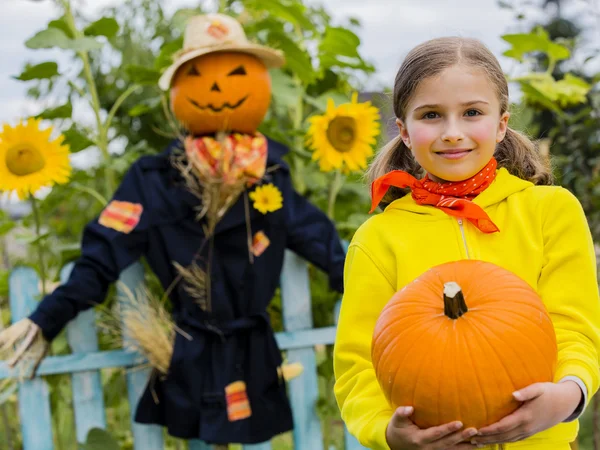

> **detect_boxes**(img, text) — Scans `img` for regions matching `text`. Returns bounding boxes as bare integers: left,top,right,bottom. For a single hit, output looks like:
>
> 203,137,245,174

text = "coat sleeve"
538,187,600,408
333,240,396,450
283,179,345,293
28,163,150,341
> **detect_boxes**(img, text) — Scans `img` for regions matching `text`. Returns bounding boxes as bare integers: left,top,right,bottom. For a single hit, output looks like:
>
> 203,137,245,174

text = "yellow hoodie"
334,168,600,450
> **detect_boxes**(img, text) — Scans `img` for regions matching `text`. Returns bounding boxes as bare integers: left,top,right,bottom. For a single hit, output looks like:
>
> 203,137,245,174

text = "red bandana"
370,158,500,233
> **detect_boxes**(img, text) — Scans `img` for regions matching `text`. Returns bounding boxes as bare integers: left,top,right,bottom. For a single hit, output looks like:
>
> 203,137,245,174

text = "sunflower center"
5,144,46,176
326,116,356,153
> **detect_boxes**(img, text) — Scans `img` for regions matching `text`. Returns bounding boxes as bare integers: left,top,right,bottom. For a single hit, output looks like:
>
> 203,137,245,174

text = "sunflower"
306,93,380,173
0,118,71,199
249,184,283,214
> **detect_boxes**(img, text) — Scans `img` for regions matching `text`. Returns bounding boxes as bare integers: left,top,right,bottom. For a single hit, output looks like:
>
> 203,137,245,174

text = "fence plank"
9,267,54,450
0,325,336,379
188,440,211,450
118,262,165,450
280,250,324,450
62,263,107,441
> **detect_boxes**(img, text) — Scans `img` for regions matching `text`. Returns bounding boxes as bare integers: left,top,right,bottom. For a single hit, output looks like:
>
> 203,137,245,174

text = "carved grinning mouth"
187,95,249,113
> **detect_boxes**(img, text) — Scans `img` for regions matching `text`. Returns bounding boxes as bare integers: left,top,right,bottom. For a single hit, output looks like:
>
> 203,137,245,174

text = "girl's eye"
465,109,481,117
422,112,439,119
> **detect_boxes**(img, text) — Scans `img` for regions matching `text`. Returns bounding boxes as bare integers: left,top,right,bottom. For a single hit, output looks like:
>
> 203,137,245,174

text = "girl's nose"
441,121,465,143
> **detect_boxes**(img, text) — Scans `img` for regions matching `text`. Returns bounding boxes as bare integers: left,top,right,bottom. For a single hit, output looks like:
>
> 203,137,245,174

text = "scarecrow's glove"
0,318,48,379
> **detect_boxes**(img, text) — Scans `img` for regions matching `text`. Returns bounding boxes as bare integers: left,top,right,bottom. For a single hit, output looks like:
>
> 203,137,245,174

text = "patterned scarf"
184,132,268,186
370,158,500,233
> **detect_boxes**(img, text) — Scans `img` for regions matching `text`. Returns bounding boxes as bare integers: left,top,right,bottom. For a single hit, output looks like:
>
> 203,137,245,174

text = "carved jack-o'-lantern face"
170,51,272,135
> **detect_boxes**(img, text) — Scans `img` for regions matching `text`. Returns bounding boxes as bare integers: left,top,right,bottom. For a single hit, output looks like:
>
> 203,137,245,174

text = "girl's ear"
396,118,411,149
496,111,510,143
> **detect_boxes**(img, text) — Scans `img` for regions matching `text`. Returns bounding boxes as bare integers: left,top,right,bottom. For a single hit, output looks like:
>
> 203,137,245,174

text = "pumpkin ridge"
374,308,434,355
468,318,535,395
460,321,489,424
403,318,449,418
470,309,556,377
434,319,454,425
376,319,434,390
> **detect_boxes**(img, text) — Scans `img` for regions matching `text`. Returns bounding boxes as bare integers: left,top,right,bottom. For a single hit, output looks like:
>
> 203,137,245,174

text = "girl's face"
397,65,510,183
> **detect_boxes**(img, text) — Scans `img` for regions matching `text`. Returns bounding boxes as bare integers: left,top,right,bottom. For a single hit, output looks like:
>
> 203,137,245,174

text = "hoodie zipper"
457,219,471,259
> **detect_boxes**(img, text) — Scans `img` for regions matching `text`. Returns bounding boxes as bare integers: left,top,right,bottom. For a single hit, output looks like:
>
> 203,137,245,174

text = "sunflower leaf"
63,126,95,153
154,38,183,71
26,28,103,52
26,28,72,50
36,102,73,120
48,17,75,39
125,65,161,85
14,62,60,81
128,97,162,117
84,17,119,38
268,32,316,85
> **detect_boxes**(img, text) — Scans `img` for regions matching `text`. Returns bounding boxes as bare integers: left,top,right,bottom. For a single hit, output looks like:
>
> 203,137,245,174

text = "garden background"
0,0,599,448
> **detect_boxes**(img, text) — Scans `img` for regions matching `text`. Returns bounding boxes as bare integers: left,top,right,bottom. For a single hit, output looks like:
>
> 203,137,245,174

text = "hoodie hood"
383,167,534,216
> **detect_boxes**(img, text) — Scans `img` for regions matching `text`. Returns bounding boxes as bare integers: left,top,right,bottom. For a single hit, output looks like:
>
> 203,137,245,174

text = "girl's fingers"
434,427,478,449
418,420,465,443
390,406,414,428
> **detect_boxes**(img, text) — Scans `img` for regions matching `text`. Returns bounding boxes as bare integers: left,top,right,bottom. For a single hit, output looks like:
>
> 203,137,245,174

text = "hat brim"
158,44,286,91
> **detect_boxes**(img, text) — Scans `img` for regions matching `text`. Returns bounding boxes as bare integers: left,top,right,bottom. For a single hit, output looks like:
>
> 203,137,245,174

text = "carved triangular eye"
187,65,200,76
227,65,246,76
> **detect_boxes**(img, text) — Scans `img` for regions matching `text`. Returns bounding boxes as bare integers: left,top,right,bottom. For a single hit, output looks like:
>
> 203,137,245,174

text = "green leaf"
36,102,73,120
48,17,74,39
501,29,569,63
0,270,9,297
154,38,183,71
0,221,15,237
26,28,72,50
320,27,361,59
128,96,162,116
245,0,315,31
125,65,161,85
270,69,303,113
26,28,103,52
546,42,570,62
14,62,59,81
319,27,372,72
268,32,315,85
63,126,95,153
84,17,119,38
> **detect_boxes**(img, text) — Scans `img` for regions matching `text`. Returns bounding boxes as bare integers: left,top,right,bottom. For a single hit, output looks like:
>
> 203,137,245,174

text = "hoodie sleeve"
28,162,150,341
334,241,396,450
538,187,600,409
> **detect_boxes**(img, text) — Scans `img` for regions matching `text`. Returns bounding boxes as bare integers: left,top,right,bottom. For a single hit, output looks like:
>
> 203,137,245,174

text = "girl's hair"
367,37,553,205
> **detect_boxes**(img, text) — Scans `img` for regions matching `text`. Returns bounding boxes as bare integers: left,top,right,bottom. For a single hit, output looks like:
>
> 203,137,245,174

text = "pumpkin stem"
443,282,468,319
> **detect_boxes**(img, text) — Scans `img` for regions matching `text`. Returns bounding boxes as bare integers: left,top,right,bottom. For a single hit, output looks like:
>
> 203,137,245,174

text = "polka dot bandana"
370,158,499,233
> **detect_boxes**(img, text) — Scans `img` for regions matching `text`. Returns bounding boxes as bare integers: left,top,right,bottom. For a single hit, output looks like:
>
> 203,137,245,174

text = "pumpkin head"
170,51,272,135
371,260,557,430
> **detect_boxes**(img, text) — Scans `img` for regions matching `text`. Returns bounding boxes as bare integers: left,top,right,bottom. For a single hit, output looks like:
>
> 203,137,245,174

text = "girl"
333,37,600,450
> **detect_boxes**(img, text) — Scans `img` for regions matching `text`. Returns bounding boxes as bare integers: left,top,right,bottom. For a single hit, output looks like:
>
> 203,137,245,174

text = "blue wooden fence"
0,250,365,450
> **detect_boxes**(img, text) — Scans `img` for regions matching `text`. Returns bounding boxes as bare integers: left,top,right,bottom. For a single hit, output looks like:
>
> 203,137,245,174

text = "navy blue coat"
29,137,346,444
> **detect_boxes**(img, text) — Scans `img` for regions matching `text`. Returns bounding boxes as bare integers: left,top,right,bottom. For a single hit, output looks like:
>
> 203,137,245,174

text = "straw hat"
158,14,285,91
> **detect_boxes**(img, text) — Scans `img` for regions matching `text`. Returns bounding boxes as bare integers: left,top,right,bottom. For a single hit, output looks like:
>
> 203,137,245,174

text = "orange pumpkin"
170,51,272,135
371,260,557,429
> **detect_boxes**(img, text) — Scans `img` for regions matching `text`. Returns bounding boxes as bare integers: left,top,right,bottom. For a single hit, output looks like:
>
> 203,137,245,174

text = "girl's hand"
470,381,582,447
386,406,478,450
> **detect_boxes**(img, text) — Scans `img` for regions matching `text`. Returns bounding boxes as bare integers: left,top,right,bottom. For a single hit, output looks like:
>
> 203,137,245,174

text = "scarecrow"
0,13,346,446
